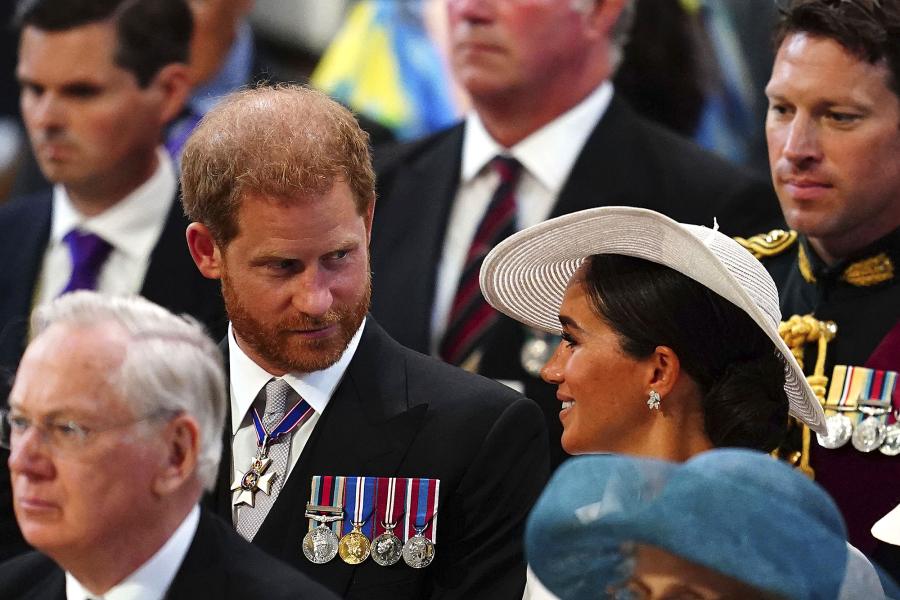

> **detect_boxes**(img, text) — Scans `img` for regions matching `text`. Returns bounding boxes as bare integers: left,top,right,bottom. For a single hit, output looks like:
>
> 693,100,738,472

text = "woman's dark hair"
581,254,788,451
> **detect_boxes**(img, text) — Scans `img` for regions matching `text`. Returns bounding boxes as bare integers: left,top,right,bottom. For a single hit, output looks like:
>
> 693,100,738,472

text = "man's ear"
647,345,681,399
583,0,628,41
152,413,200,497
186,222,223,279
150,62,192,127
364,193,376,246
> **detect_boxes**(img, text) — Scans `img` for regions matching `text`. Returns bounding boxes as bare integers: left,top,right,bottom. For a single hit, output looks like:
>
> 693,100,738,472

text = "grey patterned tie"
236,378,295,541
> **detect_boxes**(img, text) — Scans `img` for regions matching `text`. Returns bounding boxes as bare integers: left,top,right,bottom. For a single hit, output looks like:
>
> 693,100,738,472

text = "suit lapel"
252,319,427,594
370,126,464,352
551,95,648,218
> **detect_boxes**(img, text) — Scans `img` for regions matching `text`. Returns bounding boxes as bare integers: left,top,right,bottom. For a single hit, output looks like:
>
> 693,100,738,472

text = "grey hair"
30,291,225,492
571,0,636,72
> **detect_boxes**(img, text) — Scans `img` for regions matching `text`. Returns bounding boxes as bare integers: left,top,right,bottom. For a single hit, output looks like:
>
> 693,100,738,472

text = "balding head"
180,84,375,245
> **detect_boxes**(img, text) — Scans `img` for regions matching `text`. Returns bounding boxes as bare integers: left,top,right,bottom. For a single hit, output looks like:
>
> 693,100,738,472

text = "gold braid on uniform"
798,242,894,286
734,229,797,260
776,314,837,478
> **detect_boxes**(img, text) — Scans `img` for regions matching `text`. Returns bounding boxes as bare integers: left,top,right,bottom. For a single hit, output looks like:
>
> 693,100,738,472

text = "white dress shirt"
36,147,176,305
430,82,614,353
227,319,366,523
65,505,200,600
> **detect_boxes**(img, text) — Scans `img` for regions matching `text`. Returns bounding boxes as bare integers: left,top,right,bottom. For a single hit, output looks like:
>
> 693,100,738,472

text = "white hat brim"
480,206,826,434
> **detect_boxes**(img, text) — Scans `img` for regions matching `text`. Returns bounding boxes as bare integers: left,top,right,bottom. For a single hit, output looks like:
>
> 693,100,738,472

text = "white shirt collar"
227,317,366,434
65,504,200,600
461,81,613,193
50,147,176,261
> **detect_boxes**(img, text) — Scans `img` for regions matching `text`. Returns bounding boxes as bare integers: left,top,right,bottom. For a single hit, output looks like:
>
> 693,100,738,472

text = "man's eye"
827,111,860,124
51,421,84,438
9,415,30,431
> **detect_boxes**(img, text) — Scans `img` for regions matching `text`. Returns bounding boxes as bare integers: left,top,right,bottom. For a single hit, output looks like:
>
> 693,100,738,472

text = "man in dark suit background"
0,0,227,561
0,291,333,599
181,84,548,599
371,0,784,470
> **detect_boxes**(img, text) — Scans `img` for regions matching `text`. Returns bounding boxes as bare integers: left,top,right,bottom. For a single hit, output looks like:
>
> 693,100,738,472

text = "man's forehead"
18,21,124,79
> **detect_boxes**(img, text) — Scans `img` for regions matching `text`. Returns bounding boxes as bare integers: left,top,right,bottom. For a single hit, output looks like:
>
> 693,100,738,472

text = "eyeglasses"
0,407,177,454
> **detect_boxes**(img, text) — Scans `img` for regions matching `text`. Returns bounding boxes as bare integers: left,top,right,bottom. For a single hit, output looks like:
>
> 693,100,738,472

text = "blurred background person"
0,0,227,562
0,292,334,599
526,449,894,599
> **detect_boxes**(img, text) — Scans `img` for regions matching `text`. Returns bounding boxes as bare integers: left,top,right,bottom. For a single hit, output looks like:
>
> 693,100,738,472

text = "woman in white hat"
480,206,827,460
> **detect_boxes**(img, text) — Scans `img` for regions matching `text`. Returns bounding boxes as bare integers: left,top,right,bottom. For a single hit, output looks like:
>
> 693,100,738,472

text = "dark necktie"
440,156,522,366
60,229,113,294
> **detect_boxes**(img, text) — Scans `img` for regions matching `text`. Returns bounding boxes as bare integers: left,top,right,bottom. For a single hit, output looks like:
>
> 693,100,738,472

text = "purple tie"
60,230,113,294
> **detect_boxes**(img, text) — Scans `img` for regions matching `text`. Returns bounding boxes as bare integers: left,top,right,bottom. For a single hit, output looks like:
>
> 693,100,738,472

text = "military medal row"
816,365,900,455
302,475,440,569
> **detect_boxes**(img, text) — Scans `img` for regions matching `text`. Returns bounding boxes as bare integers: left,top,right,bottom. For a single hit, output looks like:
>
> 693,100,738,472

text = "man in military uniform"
739,0,900,576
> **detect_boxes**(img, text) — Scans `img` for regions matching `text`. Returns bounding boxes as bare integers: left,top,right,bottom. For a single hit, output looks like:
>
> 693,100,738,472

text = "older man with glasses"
0,292,333,600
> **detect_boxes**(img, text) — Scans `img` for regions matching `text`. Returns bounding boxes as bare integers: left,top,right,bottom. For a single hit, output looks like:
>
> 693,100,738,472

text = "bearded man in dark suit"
181,84,548,599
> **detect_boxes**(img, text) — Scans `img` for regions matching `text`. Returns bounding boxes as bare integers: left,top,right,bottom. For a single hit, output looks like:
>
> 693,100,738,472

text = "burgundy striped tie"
440,156,522,366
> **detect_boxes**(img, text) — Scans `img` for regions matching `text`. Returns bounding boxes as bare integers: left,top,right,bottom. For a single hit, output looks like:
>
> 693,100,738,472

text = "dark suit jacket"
0,188,227,562
370,94,785,468
207,318,549,599
0,508,337,600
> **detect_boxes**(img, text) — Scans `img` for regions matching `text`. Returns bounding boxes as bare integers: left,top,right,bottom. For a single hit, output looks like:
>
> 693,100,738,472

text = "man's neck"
53,501,192,595
807,220,899,266
65,153,159,217
473,73,608,148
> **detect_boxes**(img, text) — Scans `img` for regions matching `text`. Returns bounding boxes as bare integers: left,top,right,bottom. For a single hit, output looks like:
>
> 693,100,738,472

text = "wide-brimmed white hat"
479,206,826,433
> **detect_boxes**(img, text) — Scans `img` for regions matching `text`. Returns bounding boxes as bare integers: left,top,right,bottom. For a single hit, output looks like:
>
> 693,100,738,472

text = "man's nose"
291,268,334,319
782,114,823,166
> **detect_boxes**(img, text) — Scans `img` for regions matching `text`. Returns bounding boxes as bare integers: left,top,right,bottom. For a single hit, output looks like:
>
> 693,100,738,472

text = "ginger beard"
221,266,371,374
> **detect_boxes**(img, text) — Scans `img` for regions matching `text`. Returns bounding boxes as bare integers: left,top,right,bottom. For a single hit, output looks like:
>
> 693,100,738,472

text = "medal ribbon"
373,477,408,537
251,394,314,449
308,475,346,535
342,476,376,538
404,478,440,543
830,366,897,425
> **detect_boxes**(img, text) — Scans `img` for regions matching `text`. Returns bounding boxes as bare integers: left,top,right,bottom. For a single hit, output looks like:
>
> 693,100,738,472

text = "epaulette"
733,229,798,260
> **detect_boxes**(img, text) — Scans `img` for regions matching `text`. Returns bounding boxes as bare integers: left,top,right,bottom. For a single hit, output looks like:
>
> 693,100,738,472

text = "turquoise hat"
526,449,886,599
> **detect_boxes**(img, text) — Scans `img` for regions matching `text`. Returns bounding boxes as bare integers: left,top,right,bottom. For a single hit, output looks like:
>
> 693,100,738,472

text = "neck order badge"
231,388,314,507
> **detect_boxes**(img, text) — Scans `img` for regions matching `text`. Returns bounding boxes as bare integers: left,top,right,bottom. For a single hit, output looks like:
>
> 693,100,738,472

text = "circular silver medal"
520,335,553,378
402,533,435,568
817,413,853,449
371,531,404,566
879,424,900,456
851,416,886,453
302,524,340,564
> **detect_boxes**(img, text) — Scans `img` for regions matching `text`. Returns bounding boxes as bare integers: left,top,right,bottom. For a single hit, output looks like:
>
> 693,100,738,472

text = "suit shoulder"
734,229,798,260
0,190,51,227
195,512,338,599
373,124,461,176
0,551,61,599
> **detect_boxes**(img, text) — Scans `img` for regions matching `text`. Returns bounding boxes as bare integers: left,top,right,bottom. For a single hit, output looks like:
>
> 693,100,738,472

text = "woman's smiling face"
540,268,656,455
